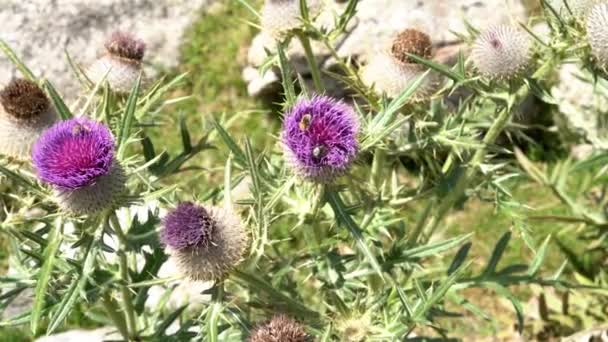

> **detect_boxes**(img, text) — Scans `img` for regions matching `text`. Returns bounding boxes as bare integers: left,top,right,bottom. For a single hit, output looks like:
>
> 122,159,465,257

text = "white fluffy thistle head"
361,28,441,101
586,2,608,68
471,25,532,80
361,54,441,101
0,79,57,161
86,31,145,93
261,0,324,39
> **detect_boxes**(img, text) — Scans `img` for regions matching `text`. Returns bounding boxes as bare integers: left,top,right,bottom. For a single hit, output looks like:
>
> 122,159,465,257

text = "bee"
312,145,327,159
299,114,312,131
71,124,90,136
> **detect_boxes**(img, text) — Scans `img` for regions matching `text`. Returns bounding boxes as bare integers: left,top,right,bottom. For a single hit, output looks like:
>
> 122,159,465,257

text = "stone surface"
552,63,608,149
0,0,211,100
35,328,121,342
244,0,528,96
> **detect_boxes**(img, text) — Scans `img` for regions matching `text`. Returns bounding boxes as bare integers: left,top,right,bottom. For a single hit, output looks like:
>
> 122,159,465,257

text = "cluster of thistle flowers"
0,30,310,339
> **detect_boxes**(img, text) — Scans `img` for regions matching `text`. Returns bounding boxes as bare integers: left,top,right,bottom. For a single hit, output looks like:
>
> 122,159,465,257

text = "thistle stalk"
297,32,324,93
109,214,138,340
101,292,130,340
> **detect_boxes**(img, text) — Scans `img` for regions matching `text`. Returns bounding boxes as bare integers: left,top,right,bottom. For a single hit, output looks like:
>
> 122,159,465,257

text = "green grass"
149,0,280,192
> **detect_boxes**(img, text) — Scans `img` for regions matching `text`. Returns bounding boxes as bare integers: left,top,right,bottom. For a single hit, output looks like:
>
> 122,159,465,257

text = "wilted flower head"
104,31,146,61
86,31,145,93
471,25,532,80
248,315,309,342
0,79,57,160
587,3,608,68
390,28,433,64
161,202,249,281
362,28,441,100
261,0,323,39
32,118,125,214
282,96,359,183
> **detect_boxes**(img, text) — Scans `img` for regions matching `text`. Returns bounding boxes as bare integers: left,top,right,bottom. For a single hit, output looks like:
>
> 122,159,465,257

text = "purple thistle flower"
32,118,115,190
161,202,214,250
161,203,249,281
282,96,359,183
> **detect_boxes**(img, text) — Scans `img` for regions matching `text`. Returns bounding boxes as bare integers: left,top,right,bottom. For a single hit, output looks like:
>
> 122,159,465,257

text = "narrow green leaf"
277,42,296,106
46,242,97,334
43,80,72,120
154,305,188,338
485,283,524,333
483,232,511,276
179,115,193,153
211,119,247,167
406,53,464,82
326,190,385,281
0,40,36,81
398,233,473,262
527,235,551,276
0,164,47,198
448,242,472,275
413,261,471,320
31,221,63,334
117,74,142,157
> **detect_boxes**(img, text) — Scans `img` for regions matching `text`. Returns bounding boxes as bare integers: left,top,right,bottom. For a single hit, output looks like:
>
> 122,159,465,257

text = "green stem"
370,148,386,191
297,32,324,93
101,293,130,340
109,214,138,340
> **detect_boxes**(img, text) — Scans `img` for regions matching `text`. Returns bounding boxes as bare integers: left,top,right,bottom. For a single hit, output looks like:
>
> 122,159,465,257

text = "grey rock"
0,0,212,100
552,63,608,149
244,0,528,97
35,328,121,342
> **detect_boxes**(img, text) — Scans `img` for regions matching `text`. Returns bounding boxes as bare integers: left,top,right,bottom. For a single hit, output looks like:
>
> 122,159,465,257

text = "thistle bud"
362,29,441,101
248,315,309,342
0,79,57,160
471,25,532,80
86,31,145,93
32,118,125,215
161,202,249,281
587,3,608,68
282,96,359,183
338,316,372,342
261,0,323,39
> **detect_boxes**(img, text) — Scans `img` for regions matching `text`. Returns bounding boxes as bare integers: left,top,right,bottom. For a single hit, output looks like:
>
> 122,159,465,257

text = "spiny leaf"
31,221,63,334
326,190,385,281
